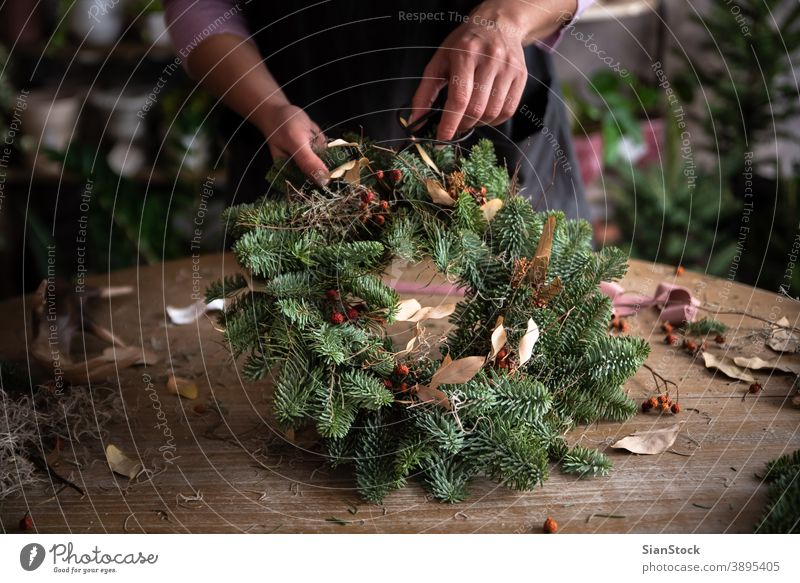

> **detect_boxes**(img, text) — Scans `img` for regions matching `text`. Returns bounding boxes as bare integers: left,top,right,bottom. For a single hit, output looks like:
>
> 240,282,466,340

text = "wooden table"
1,254,798,533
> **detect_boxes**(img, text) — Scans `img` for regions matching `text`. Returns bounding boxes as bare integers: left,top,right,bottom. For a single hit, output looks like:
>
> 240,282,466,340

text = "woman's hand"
260,103,330,185
409,0,576,141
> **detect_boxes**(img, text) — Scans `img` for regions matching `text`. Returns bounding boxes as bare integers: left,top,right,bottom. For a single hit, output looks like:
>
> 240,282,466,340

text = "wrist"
252,95,292,137
474,0,576,45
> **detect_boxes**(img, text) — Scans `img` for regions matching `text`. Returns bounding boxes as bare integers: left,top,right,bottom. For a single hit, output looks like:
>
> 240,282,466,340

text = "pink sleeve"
536,0,595,52
163,0,251,59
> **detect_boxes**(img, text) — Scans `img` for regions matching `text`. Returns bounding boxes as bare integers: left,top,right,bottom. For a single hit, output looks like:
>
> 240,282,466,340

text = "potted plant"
563,70,662,185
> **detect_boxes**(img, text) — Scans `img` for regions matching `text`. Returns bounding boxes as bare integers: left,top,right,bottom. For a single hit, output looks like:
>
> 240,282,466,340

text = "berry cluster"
325,289,363,325
492,346,514,371
662,322,715,354
641,394,681,414
357,188,392,226
383,363,414,394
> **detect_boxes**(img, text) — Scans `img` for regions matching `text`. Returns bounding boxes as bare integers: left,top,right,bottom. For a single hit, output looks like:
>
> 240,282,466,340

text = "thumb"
290,140,330,186
409,56,448,126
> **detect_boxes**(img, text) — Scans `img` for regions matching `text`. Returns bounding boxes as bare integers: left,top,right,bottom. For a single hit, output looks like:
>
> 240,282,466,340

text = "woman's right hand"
260,103,330,185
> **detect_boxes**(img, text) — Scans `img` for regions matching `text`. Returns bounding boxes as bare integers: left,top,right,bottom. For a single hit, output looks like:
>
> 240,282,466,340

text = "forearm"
185,33,288,136
474,0,579,45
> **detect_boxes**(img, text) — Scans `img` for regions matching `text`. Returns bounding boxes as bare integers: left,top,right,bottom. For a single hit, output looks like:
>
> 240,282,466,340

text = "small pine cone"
395,363,410,377
715,334,726,344
510,258,530,289
446,170,466,199
330,312,345,325
543,517,558,534
671,403,681,414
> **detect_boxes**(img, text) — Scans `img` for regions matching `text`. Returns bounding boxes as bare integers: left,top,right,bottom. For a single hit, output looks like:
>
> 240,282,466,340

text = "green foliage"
212,137,648,503
756,449,800,533
683,318,727,336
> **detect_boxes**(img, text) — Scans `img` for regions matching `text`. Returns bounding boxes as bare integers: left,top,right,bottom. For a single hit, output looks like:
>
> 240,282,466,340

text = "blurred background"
0,0,798,299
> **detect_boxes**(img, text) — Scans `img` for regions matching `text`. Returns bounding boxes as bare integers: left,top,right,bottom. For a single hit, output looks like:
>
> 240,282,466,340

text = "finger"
310,123,327,149
409,56,448,126
482,73,513,126
290,140,330,186
494,73,526,126
457,65,496,132
437,57,475,142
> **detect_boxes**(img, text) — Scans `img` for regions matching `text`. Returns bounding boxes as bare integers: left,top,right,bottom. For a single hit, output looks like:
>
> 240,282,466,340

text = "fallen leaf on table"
105,444,142,480
425,179,454,207
166,375,199,399
166,298,225,325
702,352,755,383
490,318,507,359
481,198,503,222
429,356,485,390
518,318,540,366
733,356,800,375
611,424,682,455
767,317,800,353
414,384,452,411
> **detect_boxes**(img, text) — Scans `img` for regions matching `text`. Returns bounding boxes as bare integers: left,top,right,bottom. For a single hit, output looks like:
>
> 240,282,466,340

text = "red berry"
675,265,685,276
671,403,681,414
657,395,668,404
715,335,726,344
399,382,410,393
665,333,678,345
543,517,558,533
362,190,375,203
659,401,670,412
496,348,508,361
685,340,698,353
620,321,630,333
326,289,339,300
383,379,393,389
379,200,389,211
194,403,208,415
641,400,652,412
19,514,33,531
346,308,359,320
374,214,385,225
648,397,659,409
610,316,621,330
390,169,402,182
376,170,384,180
749,382,762,394
330,312,345,325
662,322,674,333
395,363,410,377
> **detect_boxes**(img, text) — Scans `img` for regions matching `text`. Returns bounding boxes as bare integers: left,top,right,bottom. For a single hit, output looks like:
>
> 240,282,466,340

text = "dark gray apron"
223,0,587,219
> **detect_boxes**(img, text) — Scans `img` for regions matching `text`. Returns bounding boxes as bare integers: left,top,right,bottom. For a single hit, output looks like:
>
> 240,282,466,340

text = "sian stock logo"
17,542,158,574
19,543,46,571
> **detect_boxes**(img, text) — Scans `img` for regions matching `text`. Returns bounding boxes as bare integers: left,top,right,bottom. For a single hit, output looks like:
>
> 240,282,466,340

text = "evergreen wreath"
208,135,650,503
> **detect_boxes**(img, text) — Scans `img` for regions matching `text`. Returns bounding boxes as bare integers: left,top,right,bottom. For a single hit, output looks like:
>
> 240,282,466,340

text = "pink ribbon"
599,281,700,325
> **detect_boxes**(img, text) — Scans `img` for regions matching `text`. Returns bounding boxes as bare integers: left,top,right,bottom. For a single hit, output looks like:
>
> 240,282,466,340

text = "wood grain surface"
1,254,798,534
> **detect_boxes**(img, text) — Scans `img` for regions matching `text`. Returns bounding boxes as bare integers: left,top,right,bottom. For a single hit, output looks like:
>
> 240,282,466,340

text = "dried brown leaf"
733,356,800,374
518,318,540,366
414,384,452,411
528,215,557,286
702,352,755,383
415,143,440,174
395,299,423,322
105,444,142,480
329,159,357,179
395,299,456,322
166,375,199,400
611,424,682,455
425,178,454,207
767,317,800,353
490,317,507,359
327,139,359,148
429,356,485,390
481,198,503,222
